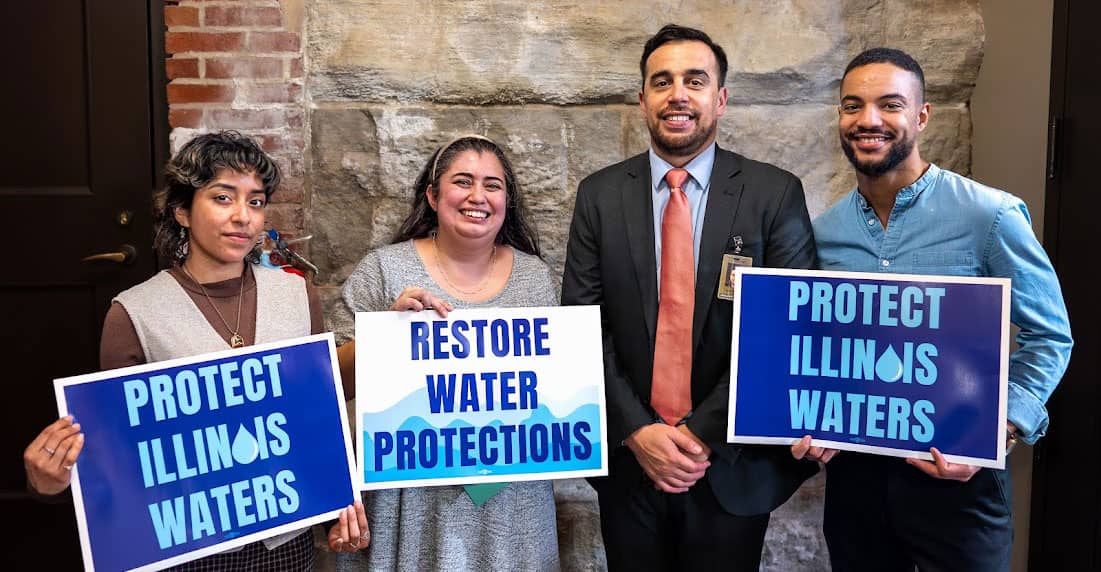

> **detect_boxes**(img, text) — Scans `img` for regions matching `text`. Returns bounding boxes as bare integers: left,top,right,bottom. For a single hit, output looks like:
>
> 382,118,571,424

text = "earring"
175,227,189,261
244,230,266,265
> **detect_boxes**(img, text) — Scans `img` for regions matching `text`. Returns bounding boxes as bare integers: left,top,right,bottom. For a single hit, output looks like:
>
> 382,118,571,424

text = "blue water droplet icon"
875,345,903,382
231,425,260,465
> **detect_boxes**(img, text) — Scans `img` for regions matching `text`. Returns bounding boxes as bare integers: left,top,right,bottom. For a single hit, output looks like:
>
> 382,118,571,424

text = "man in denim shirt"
800,48,1073,571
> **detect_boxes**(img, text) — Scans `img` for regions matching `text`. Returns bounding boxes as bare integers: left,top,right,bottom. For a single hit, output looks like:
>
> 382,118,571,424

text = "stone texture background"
306,0,982,293
168,1,986,569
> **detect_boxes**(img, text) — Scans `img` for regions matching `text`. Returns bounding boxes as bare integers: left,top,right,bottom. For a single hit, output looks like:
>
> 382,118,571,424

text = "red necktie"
651,167,694,425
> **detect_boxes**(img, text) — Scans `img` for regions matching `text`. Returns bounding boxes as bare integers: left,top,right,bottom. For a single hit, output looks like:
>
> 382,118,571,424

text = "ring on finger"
43,446,56,456
63,464,73,471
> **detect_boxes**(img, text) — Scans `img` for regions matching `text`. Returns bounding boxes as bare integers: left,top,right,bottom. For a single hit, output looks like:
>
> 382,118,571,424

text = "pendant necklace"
181,263,247,348
432,232,496,296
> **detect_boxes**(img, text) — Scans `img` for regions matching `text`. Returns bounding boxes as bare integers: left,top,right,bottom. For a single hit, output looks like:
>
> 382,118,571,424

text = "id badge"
717,253,753,301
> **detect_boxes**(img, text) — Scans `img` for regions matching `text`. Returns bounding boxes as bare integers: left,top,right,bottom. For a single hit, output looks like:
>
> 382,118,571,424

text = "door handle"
82,244,137,265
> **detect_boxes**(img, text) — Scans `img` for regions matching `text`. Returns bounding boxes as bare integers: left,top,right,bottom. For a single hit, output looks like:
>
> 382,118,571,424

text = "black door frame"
2,2,169,567
1028,0,1100,569
149,2,170,206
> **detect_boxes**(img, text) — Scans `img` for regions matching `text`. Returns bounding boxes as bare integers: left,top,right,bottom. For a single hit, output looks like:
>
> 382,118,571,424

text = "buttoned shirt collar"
855,163,941,213
648,144,716,194
648,144,716,287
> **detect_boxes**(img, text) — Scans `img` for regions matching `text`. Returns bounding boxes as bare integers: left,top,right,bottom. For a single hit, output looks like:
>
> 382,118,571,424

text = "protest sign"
354,306,607,490
727,268,1010,468
54,334,357,572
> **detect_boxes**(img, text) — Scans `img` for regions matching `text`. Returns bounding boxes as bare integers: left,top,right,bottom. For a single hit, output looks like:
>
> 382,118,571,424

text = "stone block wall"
306,0,983,292
163,1,986,569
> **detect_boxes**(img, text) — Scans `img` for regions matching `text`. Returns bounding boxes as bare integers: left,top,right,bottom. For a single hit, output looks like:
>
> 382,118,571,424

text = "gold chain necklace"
432,232,497,296
180,263,247,348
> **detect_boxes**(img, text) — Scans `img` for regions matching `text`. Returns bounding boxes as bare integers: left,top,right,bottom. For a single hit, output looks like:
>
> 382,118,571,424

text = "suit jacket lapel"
621,154,658,342
693,147,744,349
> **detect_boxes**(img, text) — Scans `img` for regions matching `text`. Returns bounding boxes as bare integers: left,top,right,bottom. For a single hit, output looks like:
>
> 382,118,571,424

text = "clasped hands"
790,421,1020,483
625,423,711,493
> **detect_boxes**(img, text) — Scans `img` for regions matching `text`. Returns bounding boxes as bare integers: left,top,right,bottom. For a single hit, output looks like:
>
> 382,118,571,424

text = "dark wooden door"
1028,0,1101,569
0,1,165,567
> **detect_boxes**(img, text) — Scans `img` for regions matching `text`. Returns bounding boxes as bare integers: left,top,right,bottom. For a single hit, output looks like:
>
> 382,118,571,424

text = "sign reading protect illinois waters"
354,306,607,490
54,334,357,572
727,268,1011,469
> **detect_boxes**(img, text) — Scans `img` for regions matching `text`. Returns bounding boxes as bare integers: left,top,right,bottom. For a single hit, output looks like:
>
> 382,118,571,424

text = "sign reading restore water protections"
54,334,357,572
727,268,1011,469
354,306,607,489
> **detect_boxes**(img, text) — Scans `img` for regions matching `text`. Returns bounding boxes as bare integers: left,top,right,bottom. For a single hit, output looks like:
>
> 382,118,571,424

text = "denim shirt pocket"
911,250,974,272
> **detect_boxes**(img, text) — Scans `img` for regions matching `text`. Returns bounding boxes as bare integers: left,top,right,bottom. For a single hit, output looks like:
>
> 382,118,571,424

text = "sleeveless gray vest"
113,264,311,550
114,265,310,361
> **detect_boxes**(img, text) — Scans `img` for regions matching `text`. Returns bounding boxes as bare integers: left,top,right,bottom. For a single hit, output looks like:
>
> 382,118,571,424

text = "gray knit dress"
332,240,561,572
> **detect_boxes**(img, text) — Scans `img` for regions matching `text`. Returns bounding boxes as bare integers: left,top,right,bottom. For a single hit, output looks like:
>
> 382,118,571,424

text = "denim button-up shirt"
814,163,1072,444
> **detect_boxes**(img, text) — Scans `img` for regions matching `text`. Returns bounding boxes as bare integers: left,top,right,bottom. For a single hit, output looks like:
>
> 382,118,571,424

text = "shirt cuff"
1007,381,1049,444
26,482,71,504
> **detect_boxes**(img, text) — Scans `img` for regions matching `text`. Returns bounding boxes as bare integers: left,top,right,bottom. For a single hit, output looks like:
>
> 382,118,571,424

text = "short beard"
841,132,914,178
650,120,716,161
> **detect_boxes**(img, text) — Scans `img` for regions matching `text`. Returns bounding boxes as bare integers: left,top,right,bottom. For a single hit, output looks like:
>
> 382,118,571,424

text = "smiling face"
175,169,267,278
639,39,728,166
838,62,929,178
427,150,507,245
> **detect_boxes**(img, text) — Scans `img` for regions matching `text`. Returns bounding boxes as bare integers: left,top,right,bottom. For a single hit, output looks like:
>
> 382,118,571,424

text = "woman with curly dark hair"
23,131,364,570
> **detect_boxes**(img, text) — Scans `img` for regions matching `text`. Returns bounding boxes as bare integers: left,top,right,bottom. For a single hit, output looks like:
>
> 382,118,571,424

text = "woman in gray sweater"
329,135,560,571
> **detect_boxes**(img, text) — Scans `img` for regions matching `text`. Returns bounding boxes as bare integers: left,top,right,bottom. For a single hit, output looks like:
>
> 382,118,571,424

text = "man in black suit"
561,24,819,570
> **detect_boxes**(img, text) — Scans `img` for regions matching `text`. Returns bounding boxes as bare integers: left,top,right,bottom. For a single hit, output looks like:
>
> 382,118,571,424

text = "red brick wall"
164,0,307,240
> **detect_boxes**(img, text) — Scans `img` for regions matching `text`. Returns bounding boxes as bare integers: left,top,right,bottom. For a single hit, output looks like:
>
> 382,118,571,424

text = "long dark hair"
153,131,281,265
393,135,541,257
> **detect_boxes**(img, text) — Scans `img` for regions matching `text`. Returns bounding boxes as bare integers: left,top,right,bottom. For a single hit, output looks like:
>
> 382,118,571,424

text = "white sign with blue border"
54,333,357,572
354,306,608,489
727,268,1011,469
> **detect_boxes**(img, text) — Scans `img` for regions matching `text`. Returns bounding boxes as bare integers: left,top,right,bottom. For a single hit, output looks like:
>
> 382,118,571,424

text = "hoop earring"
245,233,263,264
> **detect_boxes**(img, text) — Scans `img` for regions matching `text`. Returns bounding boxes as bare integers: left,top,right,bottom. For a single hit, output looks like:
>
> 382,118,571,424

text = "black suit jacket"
561,146,818,516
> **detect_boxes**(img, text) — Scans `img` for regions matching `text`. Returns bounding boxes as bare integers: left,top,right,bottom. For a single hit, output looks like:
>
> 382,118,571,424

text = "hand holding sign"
391,286,453,318
905,447,982,482
24,416,84,496
790,435,839,464
327,501,370,553
904,421,1018,482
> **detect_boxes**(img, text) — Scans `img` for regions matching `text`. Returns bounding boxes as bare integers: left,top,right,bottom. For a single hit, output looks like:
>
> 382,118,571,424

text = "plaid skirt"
166,529,315,572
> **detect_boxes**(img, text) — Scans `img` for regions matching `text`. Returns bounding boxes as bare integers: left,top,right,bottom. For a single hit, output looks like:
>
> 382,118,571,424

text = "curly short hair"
153,131,281,264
